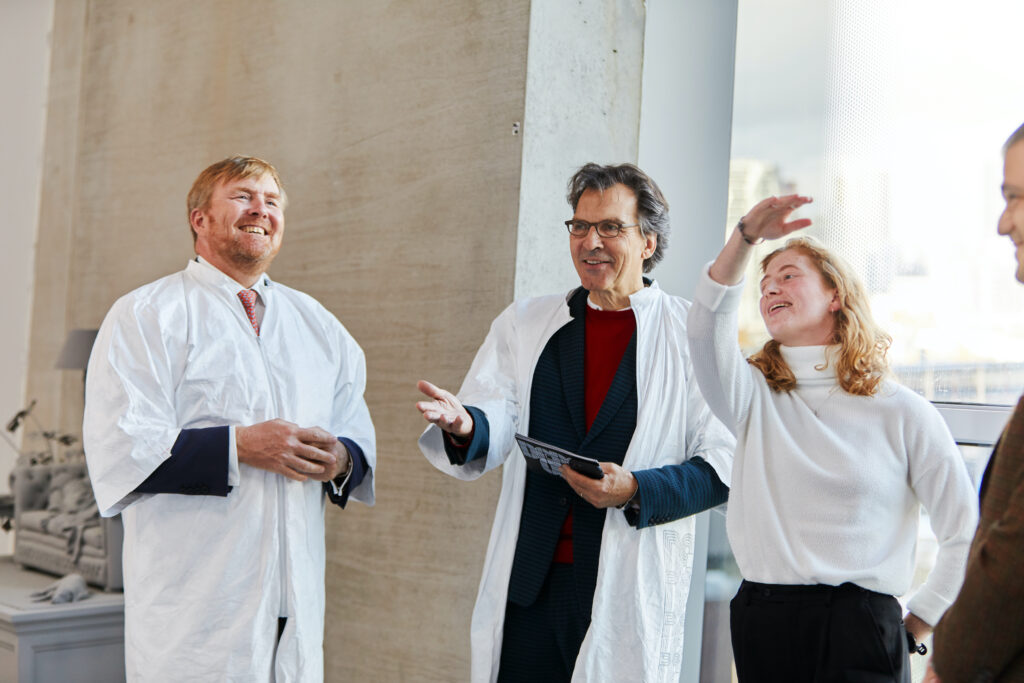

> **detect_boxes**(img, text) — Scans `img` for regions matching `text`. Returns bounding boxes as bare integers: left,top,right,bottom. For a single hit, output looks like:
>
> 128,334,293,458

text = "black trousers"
498,564,590,683
730,581,911,683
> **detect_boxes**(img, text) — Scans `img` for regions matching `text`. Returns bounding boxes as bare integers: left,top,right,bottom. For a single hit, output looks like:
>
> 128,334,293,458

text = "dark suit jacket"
506,289,638,618
932,395,1024,682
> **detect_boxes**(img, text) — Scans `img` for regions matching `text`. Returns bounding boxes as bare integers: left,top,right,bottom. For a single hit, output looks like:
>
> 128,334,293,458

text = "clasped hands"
416,379,638,508
236,418,349,483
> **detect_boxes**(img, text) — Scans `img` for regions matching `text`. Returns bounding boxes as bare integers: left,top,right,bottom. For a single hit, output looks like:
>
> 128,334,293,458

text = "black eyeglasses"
564,220,640,238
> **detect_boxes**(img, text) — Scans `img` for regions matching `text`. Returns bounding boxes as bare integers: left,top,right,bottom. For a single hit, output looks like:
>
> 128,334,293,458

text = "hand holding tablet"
514,433,605,480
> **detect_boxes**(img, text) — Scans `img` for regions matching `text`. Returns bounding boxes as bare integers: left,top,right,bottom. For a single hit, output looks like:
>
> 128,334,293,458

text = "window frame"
934,402,1011,448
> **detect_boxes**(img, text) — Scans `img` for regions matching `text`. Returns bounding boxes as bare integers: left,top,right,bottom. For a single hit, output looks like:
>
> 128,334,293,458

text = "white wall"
0,0,55,516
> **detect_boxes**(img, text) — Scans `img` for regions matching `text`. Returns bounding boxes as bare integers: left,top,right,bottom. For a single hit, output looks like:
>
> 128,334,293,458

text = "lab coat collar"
566,277,660,315
629,277,660,310
189,256,274,301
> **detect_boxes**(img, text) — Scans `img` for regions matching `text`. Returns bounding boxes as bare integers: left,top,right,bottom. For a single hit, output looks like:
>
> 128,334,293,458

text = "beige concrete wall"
25,0,89,458
0,0,54,557
25,0,529,679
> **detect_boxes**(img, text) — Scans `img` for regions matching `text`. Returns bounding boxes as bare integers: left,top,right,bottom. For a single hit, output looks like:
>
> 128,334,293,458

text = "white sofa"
11,462,123,591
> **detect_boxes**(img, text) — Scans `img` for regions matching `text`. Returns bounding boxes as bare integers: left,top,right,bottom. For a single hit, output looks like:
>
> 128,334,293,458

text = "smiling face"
191,173,284,287
570,183,657,310
759,248,840,346
1000,140,1024,284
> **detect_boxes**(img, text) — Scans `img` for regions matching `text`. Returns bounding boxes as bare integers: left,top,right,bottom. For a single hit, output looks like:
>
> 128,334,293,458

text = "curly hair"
747,237,891,396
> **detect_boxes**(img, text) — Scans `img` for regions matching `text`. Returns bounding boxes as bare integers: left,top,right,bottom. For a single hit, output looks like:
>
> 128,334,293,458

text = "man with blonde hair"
84,156,376,681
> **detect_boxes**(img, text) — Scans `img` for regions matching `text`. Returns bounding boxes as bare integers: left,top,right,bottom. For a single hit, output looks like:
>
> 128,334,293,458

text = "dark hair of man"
566,163,670,273
1004,122,1024,156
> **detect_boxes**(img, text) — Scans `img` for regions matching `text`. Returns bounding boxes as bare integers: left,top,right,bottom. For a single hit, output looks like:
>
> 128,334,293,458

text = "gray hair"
566,163,670,273
1004,122,1024,156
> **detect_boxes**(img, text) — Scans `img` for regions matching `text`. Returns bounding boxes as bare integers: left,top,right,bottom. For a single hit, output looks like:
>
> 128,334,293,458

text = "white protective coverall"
419,282,734,683
84,259,376,682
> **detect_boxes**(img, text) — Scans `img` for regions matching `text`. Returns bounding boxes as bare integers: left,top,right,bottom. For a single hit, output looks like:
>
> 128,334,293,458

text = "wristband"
737,219,764,246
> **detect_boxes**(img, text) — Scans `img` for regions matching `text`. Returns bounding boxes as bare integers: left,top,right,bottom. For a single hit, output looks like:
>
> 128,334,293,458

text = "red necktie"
237,289,260,336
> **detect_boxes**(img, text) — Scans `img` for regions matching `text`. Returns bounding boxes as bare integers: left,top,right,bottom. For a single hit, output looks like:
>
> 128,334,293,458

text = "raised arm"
687,195,813,431
709,194,813,285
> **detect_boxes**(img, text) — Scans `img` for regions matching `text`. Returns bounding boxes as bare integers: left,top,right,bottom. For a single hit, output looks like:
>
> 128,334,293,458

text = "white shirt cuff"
228,426,240,487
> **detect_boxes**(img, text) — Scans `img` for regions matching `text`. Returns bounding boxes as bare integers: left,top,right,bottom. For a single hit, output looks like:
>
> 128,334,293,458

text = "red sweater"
554,305,636,563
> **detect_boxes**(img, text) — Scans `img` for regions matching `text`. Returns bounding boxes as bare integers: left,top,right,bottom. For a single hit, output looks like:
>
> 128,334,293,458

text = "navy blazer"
507,288,638,616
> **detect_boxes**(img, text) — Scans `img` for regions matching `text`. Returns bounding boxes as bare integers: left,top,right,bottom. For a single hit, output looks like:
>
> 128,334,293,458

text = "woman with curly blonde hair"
686,194,978,683
747,235,891,397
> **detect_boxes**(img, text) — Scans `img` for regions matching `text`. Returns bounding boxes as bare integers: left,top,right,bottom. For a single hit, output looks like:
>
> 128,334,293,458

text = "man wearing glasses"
416,163,734,682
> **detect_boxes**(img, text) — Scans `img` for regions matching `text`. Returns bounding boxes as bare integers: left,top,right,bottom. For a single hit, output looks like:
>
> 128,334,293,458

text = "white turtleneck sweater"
687,265,978,626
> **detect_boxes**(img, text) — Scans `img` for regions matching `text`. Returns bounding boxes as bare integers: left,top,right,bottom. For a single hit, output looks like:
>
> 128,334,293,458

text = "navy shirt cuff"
324,437,369,508
441,406,490,466
626,456,728,529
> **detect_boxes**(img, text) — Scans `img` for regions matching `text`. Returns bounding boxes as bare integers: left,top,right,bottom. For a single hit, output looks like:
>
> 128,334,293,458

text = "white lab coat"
419,282,734,683
84,259,376,682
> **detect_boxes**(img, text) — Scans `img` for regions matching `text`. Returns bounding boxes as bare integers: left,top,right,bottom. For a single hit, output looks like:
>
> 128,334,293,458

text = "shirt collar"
586,297,632,312
189,256,273,299
570,277,659,313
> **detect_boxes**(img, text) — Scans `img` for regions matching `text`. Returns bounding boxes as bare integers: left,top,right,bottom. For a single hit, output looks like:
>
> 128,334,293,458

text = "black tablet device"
514,433,604,480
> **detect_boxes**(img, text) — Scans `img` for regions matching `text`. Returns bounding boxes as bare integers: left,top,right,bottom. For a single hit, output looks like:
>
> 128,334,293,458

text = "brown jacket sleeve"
931,397,1024,682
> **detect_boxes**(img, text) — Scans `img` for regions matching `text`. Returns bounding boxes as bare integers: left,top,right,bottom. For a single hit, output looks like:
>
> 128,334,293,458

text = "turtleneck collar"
779,345,839,385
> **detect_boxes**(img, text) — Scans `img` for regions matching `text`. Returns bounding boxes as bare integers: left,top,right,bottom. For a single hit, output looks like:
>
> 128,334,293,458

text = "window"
697,1,1024,680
